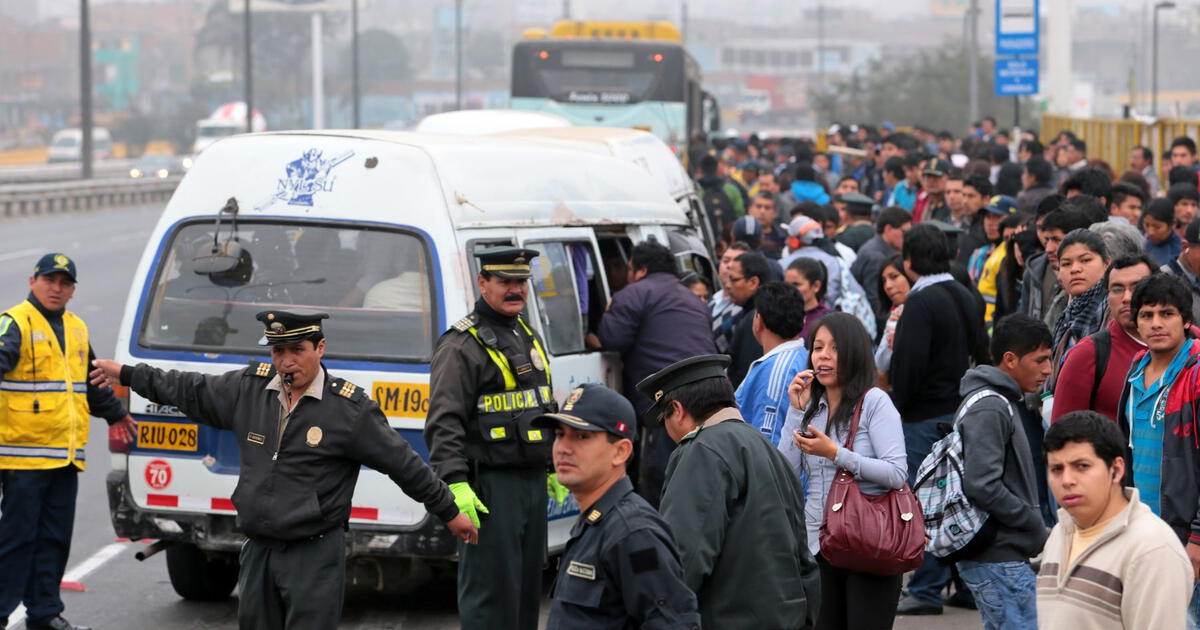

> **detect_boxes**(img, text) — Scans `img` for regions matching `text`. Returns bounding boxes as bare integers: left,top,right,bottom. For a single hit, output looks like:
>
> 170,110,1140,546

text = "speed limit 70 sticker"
145,459,173,490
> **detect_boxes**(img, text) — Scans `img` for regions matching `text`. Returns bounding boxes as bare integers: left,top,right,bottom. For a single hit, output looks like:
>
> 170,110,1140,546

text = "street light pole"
455,0,463,110
1153,1,1176,117
80,0,93,180
816,1,825,87
968,0,979,125
244,0,253,133
351,0,360,128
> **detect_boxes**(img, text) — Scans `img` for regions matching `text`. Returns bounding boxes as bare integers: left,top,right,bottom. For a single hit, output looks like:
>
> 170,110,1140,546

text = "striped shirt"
734,338,808,447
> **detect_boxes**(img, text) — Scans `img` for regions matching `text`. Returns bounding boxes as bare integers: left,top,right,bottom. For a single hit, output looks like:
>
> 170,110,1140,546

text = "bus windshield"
139,221,437,362
512,41,683,105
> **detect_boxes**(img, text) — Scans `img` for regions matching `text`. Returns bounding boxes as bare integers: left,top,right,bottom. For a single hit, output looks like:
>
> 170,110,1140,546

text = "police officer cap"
837,192,875,216
636,354,731,426
533,383,637,441
33,253,77,282
476,246,539,280
255,310,329,346
923,219,964,235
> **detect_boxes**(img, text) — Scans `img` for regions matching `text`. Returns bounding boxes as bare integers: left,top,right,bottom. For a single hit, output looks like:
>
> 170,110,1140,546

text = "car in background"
47,127,114,163
129,154,190,179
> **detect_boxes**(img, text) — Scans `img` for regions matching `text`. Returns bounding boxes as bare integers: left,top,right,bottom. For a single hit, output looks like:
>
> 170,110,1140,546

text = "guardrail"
0,176,180,218
0,159,138,185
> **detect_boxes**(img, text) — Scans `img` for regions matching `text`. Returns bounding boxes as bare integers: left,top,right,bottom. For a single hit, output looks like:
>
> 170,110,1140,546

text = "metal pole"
1014,96,1020,128
244,0,253,133
563,0,570,20
681,1,688,47
968,0,979,125
816,1,825,87
311,12,324,129
351,0,360,128
80,0,93,179
455,0,463,110
1152,5,1160,116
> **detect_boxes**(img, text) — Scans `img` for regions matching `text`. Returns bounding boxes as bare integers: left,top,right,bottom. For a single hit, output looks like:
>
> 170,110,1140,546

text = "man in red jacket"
1052,254,1155,423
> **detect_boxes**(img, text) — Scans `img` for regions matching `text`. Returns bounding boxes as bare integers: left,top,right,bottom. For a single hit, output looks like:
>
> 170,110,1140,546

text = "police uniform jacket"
120,362,458,544
425,298,555,484
547,476,700,629
660,408,821,630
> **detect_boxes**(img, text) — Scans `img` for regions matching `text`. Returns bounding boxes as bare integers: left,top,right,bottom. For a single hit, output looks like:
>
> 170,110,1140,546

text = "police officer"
534,383,701,629
0,253,136,630
424,246,566,630
91,311,475,630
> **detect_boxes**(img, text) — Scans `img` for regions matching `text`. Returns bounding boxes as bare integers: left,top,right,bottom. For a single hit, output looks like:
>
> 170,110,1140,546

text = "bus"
510,20,718,156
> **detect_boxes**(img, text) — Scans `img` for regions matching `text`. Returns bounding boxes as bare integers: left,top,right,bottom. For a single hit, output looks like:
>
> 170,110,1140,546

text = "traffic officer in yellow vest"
425,246,568,630
0,253,136,630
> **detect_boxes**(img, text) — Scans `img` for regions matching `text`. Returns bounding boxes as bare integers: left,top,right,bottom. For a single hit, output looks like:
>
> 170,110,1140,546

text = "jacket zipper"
274,394,292,461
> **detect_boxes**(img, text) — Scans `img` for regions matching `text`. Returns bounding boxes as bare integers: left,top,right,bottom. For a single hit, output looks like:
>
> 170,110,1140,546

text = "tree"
812,42,1037,134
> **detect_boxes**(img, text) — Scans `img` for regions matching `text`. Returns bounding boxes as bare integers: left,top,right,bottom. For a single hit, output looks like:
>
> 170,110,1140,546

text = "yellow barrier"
1041,115,1200,184
0,148,49,166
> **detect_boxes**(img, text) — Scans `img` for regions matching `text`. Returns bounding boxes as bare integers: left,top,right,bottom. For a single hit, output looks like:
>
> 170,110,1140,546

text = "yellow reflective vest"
0,300,92,470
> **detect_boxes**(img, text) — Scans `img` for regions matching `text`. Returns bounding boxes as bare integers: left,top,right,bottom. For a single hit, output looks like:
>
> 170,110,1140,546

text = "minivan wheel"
165,543,239,601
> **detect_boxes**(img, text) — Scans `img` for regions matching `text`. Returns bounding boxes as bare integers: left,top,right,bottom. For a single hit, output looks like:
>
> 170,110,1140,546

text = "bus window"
527,242,587,355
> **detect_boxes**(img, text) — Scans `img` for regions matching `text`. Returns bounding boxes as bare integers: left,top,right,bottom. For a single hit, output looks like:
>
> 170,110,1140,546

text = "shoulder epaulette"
328,377,367,403
450,313,479,333
246,360,276,379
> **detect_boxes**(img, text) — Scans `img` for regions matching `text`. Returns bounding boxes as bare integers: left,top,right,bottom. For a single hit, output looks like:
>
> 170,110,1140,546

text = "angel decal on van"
271,148,354,207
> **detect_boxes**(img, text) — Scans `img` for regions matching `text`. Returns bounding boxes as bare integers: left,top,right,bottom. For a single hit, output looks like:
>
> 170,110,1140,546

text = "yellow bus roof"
544,20,681,42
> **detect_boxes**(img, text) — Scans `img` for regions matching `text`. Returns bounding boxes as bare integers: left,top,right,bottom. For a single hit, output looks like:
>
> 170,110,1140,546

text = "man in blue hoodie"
788,162,830,206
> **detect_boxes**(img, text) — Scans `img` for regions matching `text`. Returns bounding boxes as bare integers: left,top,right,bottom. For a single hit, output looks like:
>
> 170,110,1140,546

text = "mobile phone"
796,428,815,439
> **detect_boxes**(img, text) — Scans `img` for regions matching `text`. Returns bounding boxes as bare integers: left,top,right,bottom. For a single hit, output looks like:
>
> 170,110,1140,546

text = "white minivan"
47,127,113,162
107,130,713,599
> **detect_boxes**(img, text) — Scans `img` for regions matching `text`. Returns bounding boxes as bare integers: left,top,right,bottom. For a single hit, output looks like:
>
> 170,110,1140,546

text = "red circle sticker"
145,459,172,490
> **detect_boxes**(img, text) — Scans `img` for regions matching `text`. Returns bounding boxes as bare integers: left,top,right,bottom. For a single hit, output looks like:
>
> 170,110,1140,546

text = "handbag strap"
840,396,866,451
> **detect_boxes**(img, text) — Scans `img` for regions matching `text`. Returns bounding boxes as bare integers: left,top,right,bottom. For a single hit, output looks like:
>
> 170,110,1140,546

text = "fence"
1041,115,1200,182
0,176,179,218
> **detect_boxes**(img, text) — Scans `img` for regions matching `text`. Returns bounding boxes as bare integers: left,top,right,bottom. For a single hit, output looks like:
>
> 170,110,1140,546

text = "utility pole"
351,0,360,128
1153,1,1177,117
816,2,825,87
681,1,688,47
311,12,324,128
563,0,570,20
80,0,93,179
244,0,253,133
455,0,463,110
968,0,979,125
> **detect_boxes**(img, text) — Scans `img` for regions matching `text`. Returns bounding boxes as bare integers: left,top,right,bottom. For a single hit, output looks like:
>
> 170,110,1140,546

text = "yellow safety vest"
0,300,92,470
466,317,552,391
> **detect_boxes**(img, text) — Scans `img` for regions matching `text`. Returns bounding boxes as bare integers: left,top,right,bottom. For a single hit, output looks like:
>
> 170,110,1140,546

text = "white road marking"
0,247,45,264
6,542,127,629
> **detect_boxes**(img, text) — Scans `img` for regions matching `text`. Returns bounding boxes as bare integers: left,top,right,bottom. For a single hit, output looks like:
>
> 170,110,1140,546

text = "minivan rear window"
139,220,437,361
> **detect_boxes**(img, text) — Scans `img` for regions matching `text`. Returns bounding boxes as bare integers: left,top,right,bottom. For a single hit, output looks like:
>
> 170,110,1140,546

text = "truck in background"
192,102,266,155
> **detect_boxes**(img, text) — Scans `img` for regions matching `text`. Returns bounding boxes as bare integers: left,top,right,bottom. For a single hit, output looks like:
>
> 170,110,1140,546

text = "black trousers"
457,468,546,630
237,527,345,630
0,466,78,624
815,554,903,630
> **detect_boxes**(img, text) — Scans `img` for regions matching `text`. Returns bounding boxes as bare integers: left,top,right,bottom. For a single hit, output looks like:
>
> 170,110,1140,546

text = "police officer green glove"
449,482,489,528
547,473,570,505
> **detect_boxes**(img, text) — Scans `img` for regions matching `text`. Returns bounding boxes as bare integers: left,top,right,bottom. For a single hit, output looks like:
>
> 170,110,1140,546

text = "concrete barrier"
0,176,180,218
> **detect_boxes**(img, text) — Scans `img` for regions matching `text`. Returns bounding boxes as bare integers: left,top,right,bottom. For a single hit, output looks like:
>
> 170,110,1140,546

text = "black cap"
635,354,732,426
476,246,539,280
255,310,329,346
33,253,77,282
1186,217,1200,245
533,383,637,441
923,158,952,177
837,192,875,216
923,219,964,235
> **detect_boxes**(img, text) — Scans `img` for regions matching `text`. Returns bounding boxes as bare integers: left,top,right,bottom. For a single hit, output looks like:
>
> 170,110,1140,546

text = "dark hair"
754,190,777,204
1061,168,1112,205
1036,193,1065,218
755,282,807,339
1168,182,1200,204
1171,136,1197,155
1168,165,1199,188
902,223,951,276
786,257,827,302
631,241,677,276
1133,145,1154,164
883,132,917,153
1118,170,1152,198
876,206,911,234
996,163,1024,197
794,162,816,182
1141,198,1176,230
963,174,993,198
902,153,923,169
1132,274,1194,326
802,312,877,436
1025,156,1053,186
1044,410,1126,468
877,254,909,312
1055,130,1078,144
1020,139,1045,156
660,376,738,424
1002,230,1044,310
1069,139,1087,154
883,156,905,180
699,154,719,176
989,144,1010,165
1057,228,1110,264
1040,209,1093,235
983,116,996,126
725,241,752,254
1109,181,1147,209
680,270,713,294
936,130,954,141
1060,194,1109,225
734,252,772,285
991,313,1052,360
836,175,858,189
1103,253,1156,287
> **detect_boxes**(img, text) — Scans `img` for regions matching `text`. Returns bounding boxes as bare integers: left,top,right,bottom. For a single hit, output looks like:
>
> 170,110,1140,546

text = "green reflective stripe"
0,315,12,338
467,327,517,390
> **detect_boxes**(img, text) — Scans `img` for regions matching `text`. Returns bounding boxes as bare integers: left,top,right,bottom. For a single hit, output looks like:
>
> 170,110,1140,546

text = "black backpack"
700,185,735,238
1089,328,1112,408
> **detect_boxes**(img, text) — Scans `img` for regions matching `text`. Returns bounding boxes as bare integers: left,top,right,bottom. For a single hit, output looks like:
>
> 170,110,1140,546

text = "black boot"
26,616,92,630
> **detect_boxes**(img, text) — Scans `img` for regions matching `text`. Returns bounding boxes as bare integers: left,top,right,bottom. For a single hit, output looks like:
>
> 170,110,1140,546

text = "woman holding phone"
778,312,908,630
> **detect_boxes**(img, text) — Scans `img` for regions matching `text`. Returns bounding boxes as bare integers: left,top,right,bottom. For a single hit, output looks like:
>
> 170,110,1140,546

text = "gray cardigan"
780,387,908,556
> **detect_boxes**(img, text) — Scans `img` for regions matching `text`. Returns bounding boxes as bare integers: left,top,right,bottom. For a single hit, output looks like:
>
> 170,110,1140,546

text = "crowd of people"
586,120,1200,629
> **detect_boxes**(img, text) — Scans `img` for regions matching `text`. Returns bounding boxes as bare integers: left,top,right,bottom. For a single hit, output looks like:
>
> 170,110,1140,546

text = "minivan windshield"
140,221,437,361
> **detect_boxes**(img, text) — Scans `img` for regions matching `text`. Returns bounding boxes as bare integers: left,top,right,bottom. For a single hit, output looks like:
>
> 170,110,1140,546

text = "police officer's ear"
313,338,326,357
611,437,634,469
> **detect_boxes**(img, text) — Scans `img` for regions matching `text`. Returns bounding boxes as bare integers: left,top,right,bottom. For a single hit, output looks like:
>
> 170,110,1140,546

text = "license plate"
137,421,198,451
372,382,430,418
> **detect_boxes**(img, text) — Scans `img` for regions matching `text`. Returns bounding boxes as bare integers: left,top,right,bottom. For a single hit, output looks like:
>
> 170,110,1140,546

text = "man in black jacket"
725,252,772,387
91,311,475,630
890,224,989,615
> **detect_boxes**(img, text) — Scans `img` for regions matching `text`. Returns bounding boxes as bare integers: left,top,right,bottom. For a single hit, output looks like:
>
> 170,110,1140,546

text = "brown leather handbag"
818,398,926,576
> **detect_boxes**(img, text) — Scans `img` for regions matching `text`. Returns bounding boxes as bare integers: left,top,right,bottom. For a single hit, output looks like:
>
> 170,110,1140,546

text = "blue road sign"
995,57,1038,96
995,0,1039,56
